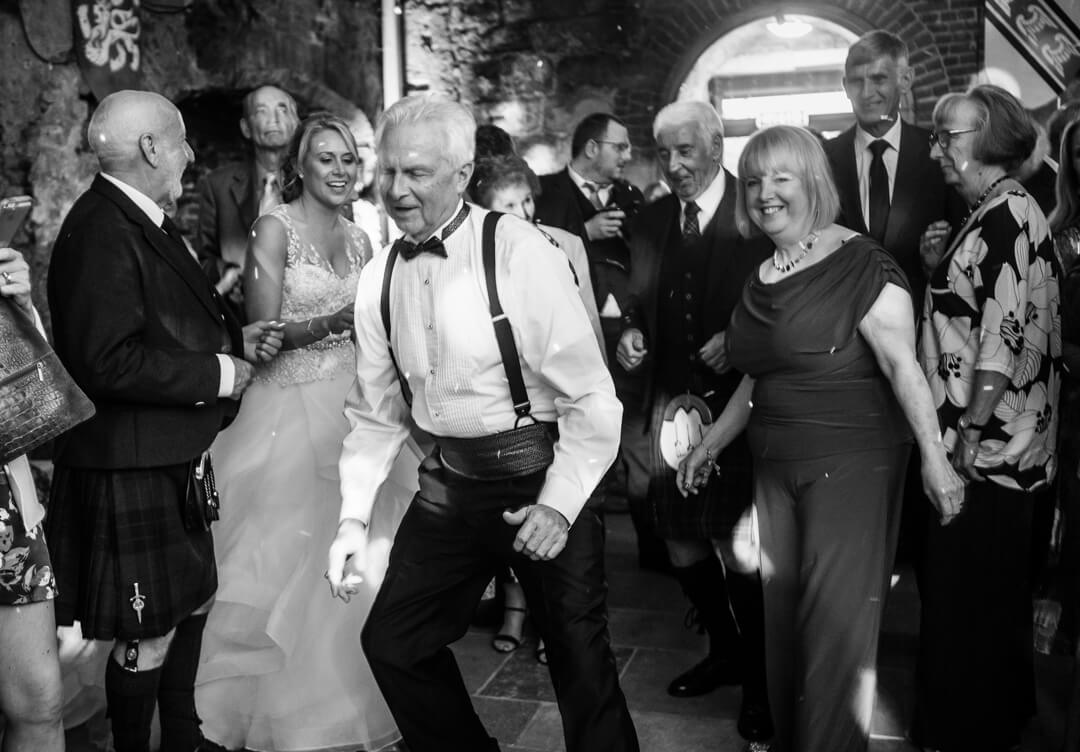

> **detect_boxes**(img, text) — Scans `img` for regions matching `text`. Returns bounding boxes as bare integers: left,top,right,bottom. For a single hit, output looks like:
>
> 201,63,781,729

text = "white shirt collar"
100,172,165,227
854,117,902,153
679,168,725,228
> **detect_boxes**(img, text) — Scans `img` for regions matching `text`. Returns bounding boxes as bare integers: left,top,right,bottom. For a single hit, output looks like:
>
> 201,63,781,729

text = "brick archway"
619,0,979,148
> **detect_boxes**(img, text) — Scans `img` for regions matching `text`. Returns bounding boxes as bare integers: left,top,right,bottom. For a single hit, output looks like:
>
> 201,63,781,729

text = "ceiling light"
767,14,812,39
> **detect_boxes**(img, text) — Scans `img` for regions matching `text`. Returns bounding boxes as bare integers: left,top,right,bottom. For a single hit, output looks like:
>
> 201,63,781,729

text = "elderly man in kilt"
616,101,773,745
46,90,255,752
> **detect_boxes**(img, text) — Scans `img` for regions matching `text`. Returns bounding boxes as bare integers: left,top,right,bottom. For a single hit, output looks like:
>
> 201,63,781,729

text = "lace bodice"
256,206,372,386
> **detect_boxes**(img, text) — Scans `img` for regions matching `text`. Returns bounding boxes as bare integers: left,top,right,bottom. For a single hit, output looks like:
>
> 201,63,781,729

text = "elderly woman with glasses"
912,85,1062,752
678,124,962,752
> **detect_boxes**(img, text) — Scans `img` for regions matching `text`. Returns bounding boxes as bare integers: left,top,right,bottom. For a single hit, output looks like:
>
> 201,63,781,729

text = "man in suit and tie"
534,113,668,573
824,29,960,311
616,101,772,744
196,84,299,321
47,90,256,752
824,29,962,588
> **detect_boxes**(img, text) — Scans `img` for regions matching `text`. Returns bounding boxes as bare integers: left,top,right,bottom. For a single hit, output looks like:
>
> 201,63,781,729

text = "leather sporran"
0,299,95,464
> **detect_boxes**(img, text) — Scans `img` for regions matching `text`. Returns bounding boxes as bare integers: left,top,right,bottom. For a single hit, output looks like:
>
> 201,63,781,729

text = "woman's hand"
325,303,355,335
676,445,712,498
922,447,967,525
919,220,951,275
0,247,33,315
951,430,985,483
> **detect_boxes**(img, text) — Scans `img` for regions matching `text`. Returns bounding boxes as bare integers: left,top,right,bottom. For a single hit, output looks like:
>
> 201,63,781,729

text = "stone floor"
453,512,922,752
61,511,1076,752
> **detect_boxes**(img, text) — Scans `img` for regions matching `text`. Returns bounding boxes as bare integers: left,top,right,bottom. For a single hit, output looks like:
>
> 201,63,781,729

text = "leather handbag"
0,298,95,464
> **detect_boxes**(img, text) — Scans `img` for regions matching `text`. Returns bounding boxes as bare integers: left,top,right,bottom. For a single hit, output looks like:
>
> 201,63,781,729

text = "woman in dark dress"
678,125,962,752
913,85,1062,752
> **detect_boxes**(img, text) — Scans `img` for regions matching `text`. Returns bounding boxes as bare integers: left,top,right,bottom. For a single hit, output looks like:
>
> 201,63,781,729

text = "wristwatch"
957,414,985,432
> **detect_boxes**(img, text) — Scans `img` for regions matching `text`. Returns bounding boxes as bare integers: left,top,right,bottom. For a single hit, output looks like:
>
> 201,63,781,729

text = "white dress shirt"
339,202,622,526
678,168,726,231
568,165,612,207
853,118,902,227
100,172,235,398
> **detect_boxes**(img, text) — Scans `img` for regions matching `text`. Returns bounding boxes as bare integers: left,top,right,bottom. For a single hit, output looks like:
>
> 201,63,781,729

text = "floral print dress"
919,189,1062,491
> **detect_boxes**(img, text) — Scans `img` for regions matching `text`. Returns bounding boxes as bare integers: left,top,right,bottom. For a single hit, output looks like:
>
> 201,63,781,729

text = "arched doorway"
674,13,861,173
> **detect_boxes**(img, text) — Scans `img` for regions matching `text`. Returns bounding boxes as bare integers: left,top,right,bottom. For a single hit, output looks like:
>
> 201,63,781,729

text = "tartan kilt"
648,391,754,541
46,462,216,640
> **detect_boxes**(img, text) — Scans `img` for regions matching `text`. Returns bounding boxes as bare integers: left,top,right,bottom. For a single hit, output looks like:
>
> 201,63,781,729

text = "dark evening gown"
725,236,913,752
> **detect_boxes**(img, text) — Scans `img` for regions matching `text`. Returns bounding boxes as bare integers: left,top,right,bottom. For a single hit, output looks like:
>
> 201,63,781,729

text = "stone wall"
0,0,382,325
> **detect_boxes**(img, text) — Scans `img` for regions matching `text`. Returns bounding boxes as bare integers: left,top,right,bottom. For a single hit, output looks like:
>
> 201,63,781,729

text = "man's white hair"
374,94,476,168
651,101,724,145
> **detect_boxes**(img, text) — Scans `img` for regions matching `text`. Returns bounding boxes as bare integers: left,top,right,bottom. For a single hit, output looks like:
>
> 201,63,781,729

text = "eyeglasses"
929,128,977,149
594,140,632,155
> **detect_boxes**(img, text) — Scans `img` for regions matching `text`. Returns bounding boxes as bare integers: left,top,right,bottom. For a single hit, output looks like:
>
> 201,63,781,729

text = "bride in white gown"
195,113,418,752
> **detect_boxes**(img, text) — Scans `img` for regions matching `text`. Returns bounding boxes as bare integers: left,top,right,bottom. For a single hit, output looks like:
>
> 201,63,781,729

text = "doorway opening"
676,14,861,172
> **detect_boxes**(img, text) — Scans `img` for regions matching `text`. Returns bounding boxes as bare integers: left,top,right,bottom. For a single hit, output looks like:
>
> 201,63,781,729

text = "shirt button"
424,279,431,286
433,411,440,417
429,368,435,375
685,313,693,322
685,293,692,301
427,323,433,330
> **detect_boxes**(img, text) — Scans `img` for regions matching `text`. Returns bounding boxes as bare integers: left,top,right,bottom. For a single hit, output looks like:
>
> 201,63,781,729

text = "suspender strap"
379,211,532,420
482,212,532,420
380,244,413,407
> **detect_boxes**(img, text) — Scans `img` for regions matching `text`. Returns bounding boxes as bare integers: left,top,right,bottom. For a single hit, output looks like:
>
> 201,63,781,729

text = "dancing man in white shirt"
327,94,639,752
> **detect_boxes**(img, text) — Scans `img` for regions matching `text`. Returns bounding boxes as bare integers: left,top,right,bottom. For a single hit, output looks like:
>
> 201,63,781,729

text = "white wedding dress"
195,207,418,751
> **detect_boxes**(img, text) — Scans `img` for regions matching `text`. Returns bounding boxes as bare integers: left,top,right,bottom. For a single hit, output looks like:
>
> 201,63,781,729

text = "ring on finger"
1,271,11,284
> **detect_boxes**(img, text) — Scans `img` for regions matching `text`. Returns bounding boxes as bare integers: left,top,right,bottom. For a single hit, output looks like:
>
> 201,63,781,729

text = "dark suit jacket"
196,161,257,271
624,171,772,413
824,121,963,305
48,174,242,469
535,169,644,392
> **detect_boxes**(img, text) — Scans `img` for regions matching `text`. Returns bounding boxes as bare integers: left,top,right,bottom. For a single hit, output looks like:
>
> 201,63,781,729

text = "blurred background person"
914,85,1062,752
534,114,667,575
197,84,300,323
680,124,961,752
0,246,64,751
195,113,418,752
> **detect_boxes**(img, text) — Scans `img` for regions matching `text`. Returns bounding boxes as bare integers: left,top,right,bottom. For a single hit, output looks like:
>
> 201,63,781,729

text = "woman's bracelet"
306,316,326,339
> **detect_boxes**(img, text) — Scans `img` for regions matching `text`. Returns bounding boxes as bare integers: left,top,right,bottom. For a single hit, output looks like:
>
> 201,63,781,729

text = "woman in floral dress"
914,85,1062,752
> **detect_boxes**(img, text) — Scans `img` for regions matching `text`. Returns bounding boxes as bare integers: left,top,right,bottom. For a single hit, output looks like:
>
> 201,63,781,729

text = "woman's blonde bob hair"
734,125,840,239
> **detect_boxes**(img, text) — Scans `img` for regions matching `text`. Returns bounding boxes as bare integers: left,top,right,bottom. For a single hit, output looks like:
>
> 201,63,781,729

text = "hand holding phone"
0,196,33,247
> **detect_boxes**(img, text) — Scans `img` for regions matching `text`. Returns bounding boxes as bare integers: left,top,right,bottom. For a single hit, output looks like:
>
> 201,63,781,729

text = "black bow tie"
393,235,448,261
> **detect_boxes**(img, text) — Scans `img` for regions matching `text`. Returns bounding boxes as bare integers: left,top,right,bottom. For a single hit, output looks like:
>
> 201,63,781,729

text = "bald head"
88,90,193,205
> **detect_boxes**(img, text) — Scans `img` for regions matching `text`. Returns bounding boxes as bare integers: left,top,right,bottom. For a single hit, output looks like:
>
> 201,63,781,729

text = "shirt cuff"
537,472,587,525
216,353,234,398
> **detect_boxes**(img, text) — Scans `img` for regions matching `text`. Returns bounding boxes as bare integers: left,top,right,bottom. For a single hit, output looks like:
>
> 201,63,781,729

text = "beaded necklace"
772,231,819,274
960,174,1010,228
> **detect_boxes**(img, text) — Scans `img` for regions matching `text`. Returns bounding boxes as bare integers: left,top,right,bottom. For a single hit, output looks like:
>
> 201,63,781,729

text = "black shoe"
737,698,773,742
196,740,231,752
667,655,741,697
